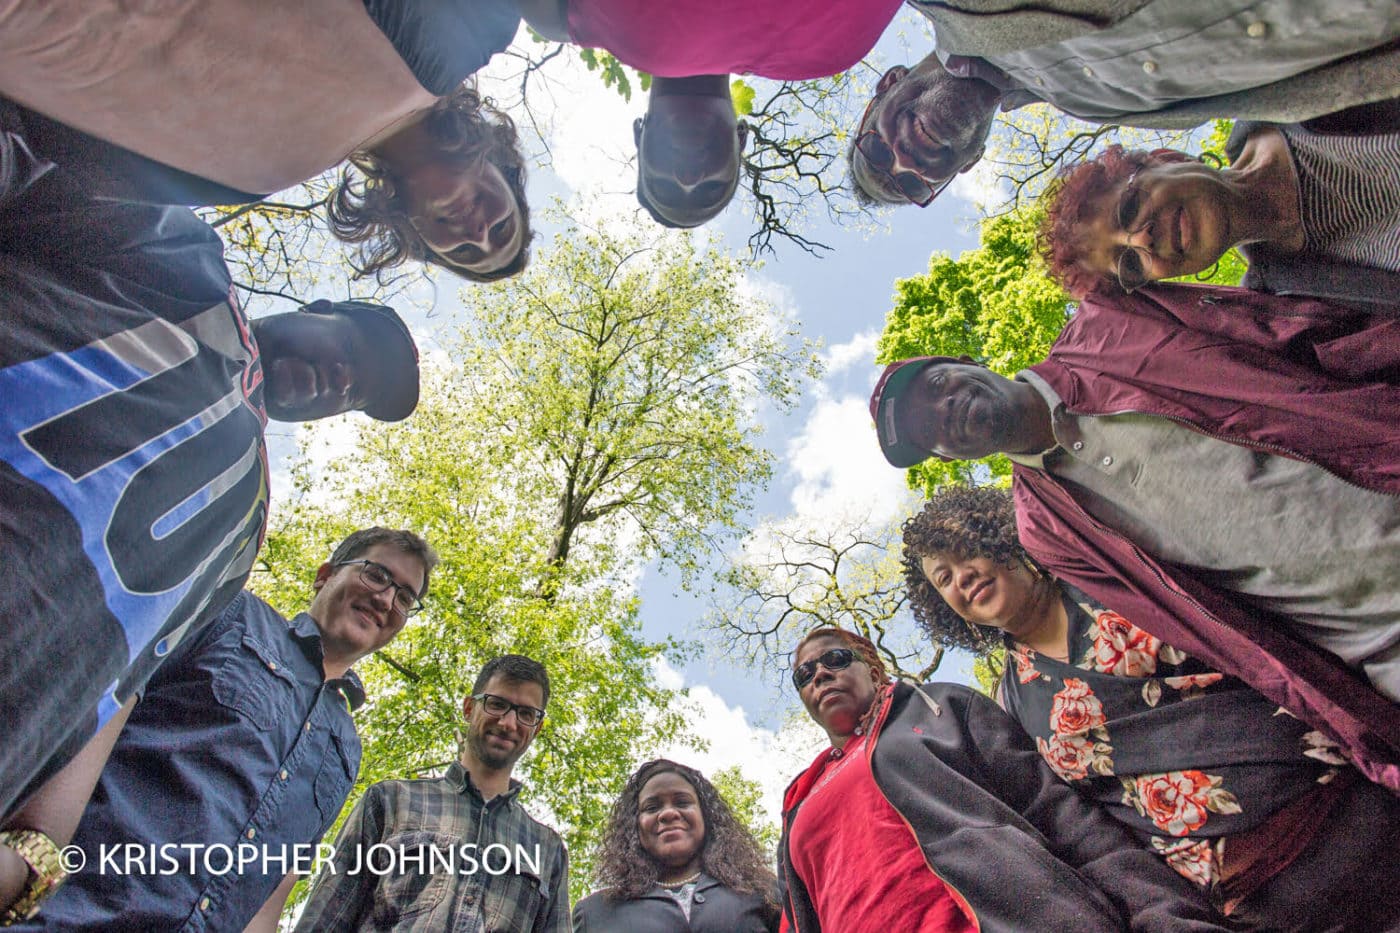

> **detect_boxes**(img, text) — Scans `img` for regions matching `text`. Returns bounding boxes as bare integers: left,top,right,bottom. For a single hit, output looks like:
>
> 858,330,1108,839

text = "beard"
468,725,522,770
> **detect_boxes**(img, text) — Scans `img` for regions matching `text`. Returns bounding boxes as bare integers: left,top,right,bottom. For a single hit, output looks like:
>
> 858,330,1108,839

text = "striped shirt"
294,762,569,932
1284,122,1400,271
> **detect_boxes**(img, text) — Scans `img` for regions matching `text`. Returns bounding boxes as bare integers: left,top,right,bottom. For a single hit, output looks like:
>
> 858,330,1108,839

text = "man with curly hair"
868,281,1400,792
295,654,568,932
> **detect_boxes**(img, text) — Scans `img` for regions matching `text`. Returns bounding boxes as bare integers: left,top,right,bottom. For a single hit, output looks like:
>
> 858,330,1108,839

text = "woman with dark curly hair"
574,759,779,932
901,485,1400,931
779,626,1227,932
328,83,531,283
1037,98,1400,310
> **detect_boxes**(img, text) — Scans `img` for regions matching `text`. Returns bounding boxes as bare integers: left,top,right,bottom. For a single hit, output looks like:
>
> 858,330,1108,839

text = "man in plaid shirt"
295,655,569,931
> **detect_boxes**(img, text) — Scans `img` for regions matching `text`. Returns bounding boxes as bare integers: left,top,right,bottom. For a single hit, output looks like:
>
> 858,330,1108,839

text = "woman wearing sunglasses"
901,485,1400,932
1037,98,1400,310
779,626,1228,932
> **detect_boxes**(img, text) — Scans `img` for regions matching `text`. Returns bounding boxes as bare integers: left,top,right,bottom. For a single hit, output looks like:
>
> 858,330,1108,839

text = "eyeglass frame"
853,96,953,208
333,559,424,617
792,647,858,691
471,693,546,728
1113,169,1152,293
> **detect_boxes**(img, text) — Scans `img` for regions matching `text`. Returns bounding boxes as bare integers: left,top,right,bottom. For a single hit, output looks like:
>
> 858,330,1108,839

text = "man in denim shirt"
19,527,438,931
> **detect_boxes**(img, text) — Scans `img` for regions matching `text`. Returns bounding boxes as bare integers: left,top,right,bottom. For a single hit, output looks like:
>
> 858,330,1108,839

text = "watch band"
0,830,67,925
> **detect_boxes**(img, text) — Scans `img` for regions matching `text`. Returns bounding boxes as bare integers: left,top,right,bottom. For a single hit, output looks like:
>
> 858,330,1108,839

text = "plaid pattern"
295,762,569,932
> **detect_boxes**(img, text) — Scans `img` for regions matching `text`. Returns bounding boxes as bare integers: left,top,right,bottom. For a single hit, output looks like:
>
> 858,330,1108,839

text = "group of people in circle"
1,0,1398,930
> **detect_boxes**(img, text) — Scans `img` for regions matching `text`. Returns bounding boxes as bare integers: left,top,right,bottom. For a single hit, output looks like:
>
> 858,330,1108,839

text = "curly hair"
327,84,532,283
591,759,778,905
1037,144,1158,299
901,485,1026,654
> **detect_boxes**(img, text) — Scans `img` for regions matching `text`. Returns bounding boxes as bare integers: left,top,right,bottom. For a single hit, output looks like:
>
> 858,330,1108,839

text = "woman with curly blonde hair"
328,84,532,283
901,486,1400,930
574,759,779,932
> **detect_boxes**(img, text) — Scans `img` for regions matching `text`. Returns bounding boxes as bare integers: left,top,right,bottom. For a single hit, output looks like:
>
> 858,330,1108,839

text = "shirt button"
1141,60,1157,74
304,722,312,732
246,828,256,840
267,661,277,671
1101,456,1113,466
1246,20,1268,38
1081,65,1093,77
279,769,288,781
1071,441,1084,451
694,893,707,904
199,898,211,912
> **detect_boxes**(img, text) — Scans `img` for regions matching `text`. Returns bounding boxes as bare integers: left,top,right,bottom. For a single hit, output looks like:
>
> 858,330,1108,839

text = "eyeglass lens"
358,562,419,614
479,694,543,726
1115,174,1149,291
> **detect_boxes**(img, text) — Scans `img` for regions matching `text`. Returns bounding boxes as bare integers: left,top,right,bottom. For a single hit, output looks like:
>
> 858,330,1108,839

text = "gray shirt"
1011,371,1400,701
910,0,1400,128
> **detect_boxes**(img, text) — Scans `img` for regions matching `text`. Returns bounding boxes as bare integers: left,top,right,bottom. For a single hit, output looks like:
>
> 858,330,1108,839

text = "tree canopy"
251,207,817,914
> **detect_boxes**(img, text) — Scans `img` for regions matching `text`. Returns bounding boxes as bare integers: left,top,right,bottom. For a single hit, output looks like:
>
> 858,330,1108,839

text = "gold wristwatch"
0,830,67,924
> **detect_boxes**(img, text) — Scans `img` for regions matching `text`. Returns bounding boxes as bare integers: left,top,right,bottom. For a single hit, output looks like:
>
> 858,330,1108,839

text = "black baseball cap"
306,300,420,422
869,356,962,468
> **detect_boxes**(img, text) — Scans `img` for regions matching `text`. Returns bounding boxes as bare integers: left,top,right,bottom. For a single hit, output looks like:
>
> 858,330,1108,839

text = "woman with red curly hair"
1038,99,1400,309
779,625,1229,932
900,486,1400,931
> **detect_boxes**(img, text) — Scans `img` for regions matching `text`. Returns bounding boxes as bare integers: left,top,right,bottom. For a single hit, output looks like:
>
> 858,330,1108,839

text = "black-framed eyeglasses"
854,98,950,208
472,693,546,728
1114,169,1151,292
792,647,857,690
334,560,423,617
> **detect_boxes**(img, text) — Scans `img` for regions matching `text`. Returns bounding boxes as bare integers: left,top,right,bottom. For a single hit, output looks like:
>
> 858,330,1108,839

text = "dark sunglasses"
792,647,857,690
1114,170,1151,292
854,98,951,207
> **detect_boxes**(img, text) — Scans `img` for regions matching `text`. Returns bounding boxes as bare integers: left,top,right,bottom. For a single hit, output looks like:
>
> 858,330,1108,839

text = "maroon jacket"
1016,282,1400,791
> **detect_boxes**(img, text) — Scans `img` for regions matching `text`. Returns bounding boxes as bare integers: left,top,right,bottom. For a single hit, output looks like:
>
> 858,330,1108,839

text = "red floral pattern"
1036,733,1095,781
1014,648,1041,684
1124,770,1240,836
1090,610,1161,677
1049,678,1106,736
1150,837,1218,888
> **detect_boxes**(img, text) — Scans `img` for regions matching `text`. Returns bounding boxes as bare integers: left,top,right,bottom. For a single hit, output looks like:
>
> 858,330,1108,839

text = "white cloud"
784,392,916,524
822,329,880,377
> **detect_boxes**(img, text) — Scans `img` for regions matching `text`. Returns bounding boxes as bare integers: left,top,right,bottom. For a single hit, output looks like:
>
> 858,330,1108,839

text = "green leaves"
263,205,816,907
877,204,1071,495
731,79,756,117
577,48,650,102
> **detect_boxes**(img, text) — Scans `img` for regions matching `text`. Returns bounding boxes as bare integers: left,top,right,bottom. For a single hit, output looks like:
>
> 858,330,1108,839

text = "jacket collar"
287,611,367,710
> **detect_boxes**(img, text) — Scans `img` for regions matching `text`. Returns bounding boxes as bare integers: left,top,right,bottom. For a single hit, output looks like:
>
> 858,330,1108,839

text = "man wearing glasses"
295,654,569,932
867,280,1400,790
849,0,1400,210
17,527,437,931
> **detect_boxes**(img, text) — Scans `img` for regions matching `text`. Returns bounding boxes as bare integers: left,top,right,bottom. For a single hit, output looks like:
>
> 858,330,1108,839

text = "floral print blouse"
1000,584,1347,887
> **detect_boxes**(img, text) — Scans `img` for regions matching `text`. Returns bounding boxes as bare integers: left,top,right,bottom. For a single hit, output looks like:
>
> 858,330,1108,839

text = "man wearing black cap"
868,281,1400,793
0,114,422,924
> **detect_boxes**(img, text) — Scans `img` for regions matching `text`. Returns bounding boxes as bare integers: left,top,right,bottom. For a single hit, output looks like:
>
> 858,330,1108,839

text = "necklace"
658,871,701,889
